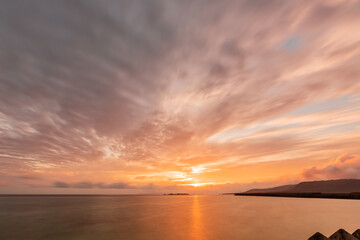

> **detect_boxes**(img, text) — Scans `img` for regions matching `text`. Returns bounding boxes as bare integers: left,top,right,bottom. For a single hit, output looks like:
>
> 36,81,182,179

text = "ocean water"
0,195,359,240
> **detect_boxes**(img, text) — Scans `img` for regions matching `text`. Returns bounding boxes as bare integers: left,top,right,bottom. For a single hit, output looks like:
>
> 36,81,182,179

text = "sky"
0,0,360,194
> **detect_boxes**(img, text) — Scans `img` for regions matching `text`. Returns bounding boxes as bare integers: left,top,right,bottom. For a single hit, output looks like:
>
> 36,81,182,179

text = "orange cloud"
302,154,360,180
1,1,360,194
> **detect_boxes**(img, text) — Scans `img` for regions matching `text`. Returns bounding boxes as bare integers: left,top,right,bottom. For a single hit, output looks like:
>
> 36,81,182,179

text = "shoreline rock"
308,229,360,240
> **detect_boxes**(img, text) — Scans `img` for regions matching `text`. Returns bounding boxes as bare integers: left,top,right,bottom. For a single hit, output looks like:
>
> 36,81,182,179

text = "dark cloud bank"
53,181,134,189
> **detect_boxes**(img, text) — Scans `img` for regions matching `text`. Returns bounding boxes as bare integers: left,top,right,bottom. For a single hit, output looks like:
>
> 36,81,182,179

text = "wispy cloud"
0,0,359,193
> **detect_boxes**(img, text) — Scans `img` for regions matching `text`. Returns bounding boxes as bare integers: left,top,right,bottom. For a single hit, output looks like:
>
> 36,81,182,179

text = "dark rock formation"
329,229,358,240
308,229,360,240
308,232,330,240
353,230,360,239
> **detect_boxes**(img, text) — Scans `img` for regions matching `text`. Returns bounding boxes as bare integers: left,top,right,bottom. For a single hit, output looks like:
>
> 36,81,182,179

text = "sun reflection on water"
191,196,205,240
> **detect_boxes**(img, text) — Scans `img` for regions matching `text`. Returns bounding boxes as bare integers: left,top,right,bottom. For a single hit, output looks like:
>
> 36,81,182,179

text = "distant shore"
234,192,360,200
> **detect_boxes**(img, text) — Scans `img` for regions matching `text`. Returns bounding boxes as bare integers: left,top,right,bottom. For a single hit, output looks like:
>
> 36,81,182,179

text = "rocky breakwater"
309,229,360,240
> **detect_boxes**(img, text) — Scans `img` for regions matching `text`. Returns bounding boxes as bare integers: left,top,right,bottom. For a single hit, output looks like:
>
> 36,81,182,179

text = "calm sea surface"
0,195,359,240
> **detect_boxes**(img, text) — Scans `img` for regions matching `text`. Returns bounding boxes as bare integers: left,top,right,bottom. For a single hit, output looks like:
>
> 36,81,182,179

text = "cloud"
97,182,134,189
302,154,360,180
16,174,42,180
0,1,359,193
53,181,70,188
0,181,8,187
71,181,94,189
53,181,134,189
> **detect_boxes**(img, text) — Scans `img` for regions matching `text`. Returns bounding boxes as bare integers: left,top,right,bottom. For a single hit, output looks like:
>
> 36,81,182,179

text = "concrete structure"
308,229,360,240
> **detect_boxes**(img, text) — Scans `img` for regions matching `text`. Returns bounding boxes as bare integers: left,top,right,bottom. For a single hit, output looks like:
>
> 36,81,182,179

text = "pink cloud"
302,154,360,180
0,181,8,187
1,1,360,194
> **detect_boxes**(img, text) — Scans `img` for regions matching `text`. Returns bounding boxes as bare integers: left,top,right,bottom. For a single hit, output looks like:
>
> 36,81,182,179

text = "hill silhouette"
245,179,360,194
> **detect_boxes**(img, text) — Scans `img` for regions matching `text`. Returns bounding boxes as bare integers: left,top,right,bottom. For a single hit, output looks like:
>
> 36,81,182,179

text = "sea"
0,195,359,240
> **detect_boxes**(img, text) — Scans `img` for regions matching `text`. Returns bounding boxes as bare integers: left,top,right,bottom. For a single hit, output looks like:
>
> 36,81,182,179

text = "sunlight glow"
190,166,206,174
189,183,211,187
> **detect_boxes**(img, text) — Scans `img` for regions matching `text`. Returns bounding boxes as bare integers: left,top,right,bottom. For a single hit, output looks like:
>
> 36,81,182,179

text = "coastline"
234,192,360,200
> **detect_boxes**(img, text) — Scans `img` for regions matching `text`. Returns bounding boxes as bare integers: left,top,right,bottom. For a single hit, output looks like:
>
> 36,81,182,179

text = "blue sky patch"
281,36,301,52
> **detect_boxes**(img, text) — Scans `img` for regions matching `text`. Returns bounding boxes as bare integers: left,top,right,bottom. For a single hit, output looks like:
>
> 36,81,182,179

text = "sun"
189,183,210,187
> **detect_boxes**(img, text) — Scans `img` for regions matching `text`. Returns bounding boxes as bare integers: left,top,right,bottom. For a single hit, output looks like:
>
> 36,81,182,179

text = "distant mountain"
245,179,360,194
245,184,295,193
